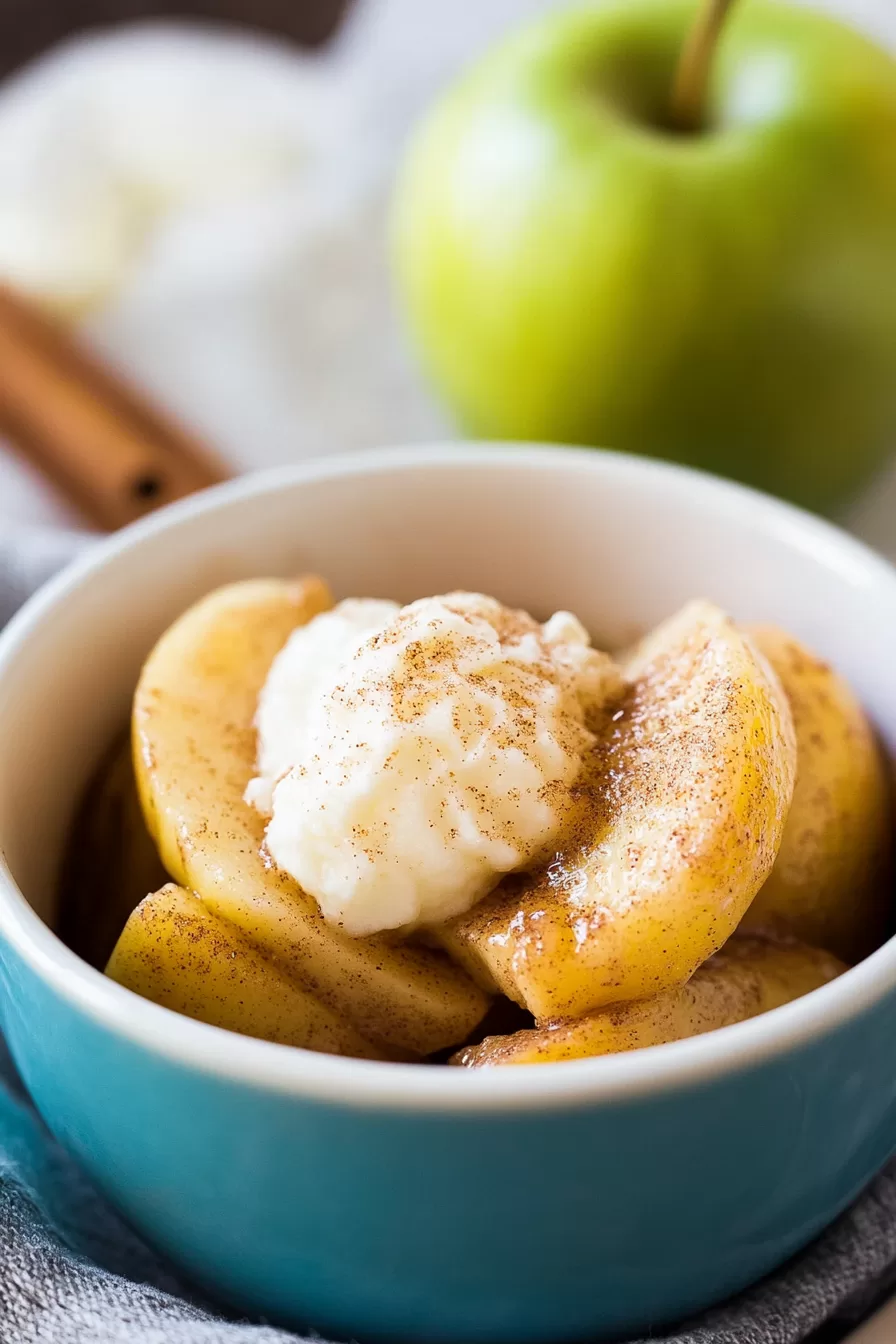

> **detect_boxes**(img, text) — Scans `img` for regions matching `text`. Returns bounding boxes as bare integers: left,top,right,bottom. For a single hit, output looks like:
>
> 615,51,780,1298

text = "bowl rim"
1,441,895,1114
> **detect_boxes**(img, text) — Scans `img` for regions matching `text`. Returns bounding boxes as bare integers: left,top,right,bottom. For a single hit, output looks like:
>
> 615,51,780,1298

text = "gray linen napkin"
0,525,895,1344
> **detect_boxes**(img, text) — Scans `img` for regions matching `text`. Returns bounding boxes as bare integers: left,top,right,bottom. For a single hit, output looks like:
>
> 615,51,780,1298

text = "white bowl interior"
1,446,895,944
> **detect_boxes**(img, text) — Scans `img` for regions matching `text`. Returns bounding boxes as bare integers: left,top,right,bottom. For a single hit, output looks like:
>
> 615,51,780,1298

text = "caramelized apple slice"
133,578,490,1057
59,732,168,969
440,602,797,1019
742,626,892,962
107,884,385,1058
454,936,844,1067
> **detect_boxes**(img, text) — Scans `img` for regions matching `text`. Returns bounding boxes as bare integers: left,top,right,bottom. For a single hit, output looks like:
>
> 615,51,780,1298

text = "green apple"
392,0,896,514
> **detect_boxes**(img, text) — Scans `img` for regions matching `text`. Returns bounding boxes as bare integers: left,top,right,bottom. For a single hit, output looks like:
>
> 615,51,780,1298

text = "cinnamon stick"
0,284,230,530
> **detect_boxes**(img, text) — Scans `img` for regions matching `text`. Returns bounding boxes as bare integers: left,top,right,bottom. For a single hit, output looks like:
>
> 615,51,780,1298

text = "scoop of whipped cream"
244,597,401,816
247,592,621,936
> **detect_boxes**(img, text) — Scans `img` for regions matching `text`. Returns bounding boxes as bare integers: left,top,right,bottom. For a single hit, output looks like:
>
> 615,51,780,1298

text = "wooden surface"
0,0,351,75
845,1297,896,1340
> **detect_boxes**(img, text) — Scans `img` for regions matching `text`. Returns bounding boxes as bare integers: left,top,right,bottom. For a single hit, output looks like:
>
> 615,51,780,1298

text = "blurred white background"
0,0,893,553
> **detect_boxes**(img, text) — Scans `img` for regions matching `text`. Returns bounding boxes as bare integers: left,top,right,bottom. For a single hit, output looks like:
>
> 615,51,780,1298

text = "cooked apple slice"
133,576,490,1057
439,602,797,1019
741,626,892,962
59,731,168,970
106,884,385,1058
454,936,845,1067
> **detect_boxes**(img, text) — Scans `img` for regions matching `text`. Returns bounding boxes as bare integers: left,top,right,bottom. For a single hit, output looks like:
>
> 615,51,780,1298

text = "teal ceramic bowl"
0,445,895,1343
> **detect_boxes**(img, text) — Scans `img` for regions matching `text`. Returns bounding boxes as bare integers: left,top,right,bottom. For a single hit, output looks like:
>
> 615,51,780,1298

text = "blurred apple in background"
392,0,896,514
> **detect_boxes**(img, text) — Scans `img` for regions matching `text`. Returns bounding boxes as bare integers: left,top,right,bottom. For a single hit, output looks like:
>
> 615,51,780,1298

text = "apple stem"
669,0,738,132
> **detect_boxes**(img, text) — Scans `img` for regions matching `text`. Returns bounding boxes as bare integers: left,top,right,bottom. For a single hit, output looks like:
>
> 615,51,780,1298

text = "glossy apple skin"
393,0,896,514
